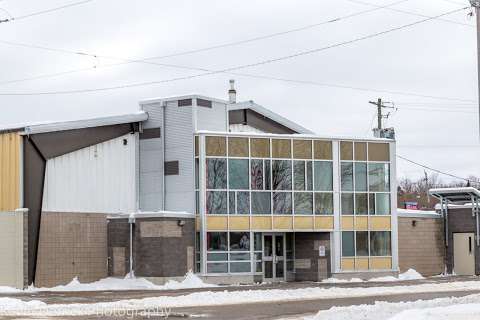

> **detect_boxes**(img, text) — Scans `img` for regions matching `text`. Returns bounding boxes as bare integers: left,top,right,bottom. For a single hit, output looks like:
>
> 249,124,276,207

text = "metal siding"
42,134,136,213
164,101,194,213
0,133,21,211
196,101,228,131
139,102,164,211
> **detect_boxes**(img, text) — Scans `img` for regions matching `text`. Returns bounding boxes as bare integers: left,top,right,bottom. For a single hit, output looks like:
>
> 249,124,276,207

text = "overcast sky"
0,0,478,183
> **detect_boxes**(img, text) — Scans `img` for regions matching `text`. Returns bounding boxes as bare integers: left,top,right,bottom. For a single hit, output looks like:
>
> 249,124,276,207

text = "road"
2,276,480,319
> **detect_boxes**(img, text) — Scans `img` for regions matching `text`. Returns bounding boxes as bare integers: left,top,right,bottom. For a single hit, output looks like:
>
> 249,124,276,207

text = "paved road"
2,276,480,319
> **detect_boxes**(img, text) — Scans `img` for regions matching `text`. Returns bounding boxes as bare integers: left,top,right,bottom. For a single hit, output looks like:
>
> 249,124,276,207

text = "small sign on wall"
318,245,326,257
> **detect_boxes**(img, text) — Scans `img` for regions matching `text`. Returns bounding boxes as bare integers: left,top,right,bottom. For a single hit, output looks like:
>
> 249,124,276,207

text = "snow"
322,268,424,283
0,271,215,293
307,294,480,320
397,208,438,215
4,280,480,316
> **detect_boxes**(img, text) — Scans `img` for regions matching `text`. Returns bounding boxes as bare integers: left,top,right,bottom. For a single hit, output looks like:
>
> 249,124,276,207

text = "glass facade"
196,135,394,275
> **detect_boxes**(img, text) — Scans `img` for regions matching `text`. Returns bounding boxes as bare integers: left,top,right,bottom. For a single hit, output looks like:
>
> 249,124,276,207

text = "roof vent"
228,79,236,104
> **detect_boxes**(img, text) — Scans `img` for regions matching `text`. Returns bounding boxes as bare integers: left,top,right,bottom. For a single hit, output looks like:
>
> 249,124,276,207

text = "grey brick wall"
294,232,330,281
107,217,195,278
445,208,480,274
398,216,444,276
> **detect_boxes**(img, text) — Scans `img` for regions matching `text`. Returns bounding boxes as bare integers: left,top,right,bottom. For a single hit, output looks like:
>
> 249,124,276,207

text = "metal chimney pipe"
228,79,236,103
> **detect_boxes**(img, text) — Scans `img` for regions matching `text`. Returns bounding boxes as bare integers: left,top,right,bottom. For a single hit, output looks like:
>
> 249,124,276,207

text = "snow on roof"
0,112,148,135
397,208,440,218
139,94,228,105
429,187,480,204
229,100,315,134
108,210,195,220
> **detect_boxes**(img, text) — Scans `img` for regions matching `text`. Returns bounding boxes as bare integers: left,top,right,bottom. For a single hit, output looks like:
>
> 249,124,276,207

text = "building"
430,187,480,276
0,82,398,287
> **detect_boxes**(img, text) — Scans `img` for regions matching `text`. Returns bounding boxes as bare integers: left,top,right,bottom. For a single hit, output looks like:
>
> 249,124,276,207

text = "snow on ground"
4,280,480,316
0,271,215,293
322,269,424,283
307,294,480,320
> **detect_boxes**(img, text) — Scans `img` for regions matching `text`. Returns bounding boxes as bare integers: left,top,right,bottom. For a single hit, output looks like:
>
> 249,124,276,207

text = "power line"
347,0,474,28
397,155,480,184
398,106,477,113
0,6,470,97
0,0,94,24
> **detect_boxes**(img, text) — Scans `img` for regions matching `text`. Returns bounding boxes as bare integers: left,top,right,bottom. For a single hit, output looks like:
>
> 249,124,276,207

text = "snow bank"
0,271,215,293
308,294,480,320
322,268,424,283
4,280,480,316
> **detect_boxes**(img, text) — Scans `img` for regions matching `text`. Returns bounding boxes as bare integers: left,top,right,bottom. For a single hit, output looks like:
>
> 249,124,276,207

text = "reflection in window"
272,160,292,190
229,191,235,214
236,191,250,214
206,191,227,214
273,192,292,214
342,231,355,257
341,193,354,215
355,193,368,215
314,161,333,191
370,231,391,256
341,162,353,191
315,193,333,215
251,159,263,190
355,163,367,191
356,231,369,256
369,163,390,192
294,192,313,214
229,159,249,189
207,232,228,251
294,161,313,191
376,193,390,215
230,232,250,251
251,192,271,214
206,158,227,189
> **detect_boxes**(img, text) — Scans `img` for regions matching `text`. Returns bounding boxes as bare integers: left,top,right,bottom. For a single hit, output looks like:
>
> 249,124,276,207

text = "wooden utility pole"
470,0,480,137
368,98,393,130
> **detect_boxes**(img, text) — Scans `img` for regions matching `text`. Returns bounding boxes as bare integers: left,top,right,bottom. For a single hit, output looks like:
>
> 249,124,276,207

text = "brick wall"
107,217,195,278
294,232,330,281
398,216,444,276
35,212,108,287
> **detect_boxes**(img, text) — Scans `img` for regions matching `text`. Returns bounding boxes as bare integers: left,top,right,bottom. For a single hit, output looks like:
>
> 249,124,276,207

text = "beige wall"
0,210,27,289
398,216,444,276
35,212,108,287
0,132,21,212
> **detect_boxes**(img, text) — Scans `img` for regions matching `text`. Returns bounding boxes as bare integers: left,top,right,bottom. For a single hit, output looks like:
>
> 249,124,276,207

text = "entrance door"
263,233,285,282
453,233,475,275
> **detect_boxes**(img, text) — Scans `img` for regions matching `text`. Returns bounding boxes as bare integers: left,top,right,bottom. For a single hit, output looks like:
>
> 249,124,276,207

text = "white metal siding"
42,134,136,213
229,123,265,133
196,101,228,131
164,101,195,213
139,102,164,211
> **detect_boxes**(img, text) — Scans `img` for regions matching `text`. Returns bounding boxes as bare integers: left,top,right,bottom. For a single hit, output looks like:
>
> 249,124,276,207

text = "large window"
272,160,292,190
369,163,390,192
206,232,253,274
314,161,333,191
206,158,227,189
251,192,271,214
273,192,292,214
341,231,392,258
229,159,249,189
206,191,227,214
370,231,391,256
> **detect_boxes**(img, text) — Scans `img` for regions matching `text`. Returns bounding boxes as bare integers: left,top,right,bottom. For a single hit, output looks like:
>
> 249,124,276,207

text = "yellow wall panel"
341,258,355,270
370,216,391,230
206,216,228,230
369,257,392,270
273,216,293,230
355,216,368,230
294,216,313,230
229,216,250,230
252,216,272,230
355,258,369,270
315,216,334,230
341,216,354,230
0,133,20,212
195,218,201,231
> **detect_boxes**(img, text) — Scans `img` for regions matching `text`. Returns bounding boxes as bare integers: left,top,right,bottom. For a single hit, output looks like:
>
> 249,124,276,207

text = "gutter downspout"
476,198,480,246
128,213,135,278
162,103,166,211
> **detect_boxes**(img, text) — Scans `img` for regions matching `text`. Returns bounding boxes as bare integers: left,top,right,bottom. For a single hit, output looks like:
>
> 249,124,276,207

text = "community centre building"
0,82,398,288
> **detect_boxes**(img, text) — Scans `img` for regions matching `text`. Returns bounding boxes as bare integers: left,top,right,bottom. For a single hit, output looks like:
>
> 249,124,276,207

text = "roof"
139,94,228,106
0,112,148,135
397,208,441,218
229,100,315,134
429,187,480,204
108,210,195,220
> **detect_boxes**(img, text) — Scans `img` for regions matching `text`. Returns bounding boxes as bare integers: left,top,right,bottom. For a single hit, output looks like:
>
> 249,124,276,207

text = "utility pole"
470,0,480,138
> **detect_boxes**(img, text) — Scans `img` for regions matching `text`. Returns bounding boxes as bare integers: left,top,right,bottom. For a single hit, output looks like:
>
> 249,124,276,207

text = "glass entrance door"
263,233,285,282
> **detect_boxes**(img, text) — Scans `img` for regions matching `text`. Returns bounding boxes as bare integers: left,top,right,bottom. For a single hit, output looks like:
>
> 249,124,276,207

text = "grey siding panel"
196,101,227,131
139,103,164,211
164,102,194,213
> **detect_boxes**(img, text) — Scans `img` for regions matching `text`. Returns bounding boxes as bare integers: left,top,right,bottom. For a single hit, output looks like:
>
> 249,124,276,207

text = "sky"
0,0,478,183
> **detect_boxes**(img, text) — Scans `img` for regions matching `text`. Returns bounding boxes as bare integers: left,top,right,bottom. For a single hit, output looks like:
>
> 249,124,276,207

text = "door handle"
469,236,473,254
